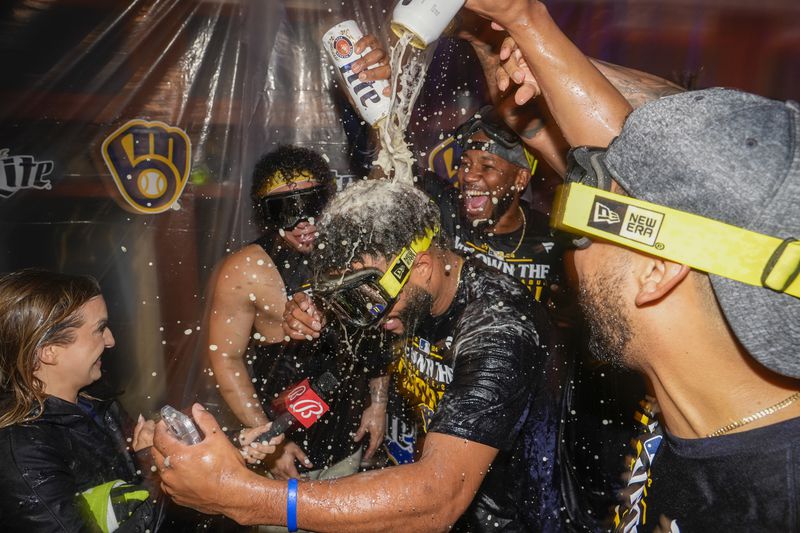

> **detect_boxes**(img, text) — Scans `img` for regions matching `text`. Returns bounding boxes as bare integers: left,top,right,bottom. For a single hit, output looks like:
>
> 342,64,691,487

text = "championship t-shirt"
392,258,566,531
416,169,563,305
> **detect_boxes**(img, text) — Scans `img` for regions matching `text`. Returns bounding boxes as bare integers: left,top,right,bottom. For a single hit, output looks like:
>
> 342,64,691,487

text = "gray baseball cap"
602,87,800,378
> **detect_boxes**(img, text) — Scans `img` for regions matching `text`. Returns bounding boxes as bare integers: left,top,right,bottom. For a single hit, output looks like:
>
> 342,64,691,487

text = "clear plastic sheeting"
0,0,798,423
0,0,486,418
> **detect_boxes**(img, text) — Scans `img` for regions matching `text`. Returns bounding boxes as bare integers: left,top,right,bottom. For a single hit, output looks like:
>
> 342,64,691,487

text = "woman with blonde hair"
0,269,160,532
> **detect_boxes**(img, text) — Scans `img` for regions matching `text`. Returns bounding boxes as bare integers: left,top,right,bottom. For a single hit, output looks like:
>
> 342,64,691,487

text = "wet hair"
0,269,101,428
251,145,333,226
312,179,450,278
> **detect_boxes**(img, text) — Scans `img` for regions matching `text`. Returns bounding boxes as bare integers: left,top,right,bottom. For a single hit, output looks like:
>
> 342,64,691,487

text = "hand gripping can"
391,0,465,49
322,20,391,127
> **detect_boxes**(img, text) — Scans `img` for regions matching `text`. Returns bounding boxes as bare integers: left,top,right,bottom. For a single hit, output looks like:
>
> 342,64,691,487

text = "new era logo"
587,196,664,247
593,202,621,224
620,206,664,247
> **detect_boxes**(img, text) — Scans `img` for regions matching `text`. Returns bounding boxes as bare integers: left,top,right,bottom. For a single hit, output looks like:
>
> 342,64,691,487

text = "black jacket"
0,396,159,532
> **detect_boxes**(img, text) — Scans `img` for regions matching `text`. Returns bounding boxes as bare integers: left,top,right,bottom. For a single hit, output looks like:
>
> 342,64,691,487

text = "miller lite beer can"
391,0,465,49
322,20,391,127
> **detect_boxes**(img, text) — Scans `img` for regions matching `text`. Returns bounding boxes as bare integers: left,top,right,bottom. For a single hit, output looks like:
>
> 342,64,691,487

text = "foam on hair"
312,179,447,277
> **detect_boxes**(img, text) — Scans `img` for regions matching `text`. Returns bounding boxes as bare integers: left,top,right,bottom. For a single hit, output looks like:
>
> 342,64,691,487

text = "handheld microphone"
257,371,339,444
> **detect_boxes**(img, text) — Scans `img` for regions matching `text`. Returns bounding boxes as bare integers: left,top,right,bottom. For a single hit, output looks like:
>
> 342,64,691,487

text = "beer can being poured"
391,0,465,49
322,20,391,127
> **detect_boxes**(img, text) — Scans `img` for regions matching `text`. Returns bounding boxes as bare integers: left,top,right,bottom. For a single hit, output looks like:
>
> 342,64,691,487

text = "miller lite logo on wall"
0,148,54,199
322,20,390,127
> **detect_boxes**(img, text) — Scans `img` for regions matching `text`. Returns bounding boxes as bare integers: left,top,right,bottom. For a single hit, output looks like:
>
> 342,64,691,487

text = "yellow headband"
257,169,316,196
379,227,439,298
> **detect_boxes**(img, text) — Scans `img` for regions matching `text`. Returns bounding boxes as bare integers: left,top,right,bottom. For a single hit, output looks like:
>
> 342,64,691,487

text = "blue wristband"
287,477,298,532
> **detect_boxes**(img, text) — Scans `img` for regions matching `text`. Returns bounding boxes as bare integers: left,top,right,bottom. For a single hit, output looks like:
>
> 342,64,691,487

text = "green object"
80,479,150,533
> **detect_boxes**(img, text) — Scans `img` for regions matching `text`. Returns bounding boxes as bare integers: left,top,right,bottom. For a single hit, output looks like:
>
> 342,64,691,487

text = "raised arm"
466,0,632,149
456,10,570,175
207,246,287,427
458,7,685,173
591,59,685,108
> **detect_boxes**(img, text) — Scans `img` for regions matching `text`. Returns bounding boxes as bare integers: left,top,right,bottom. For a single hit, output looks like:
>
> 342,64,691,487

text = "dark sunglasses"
455,110,521,150
260,185,330,230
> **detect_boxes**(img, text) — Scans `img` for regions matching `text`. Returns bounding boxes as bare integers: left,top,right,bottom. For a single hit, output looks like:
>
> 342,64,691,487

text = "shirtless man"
207,145,388,490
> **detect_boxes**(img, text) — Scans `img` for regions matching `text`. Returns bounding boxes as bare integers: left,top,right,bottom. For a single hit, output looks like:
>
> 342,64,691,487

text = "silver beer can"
391,0,465,49
322,20,391,127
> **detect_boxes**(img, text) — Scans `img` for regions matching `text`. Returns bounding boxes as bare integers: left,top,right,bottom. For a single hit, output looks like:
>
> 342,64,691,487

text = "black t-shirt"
416,169,563,305
251,234,386,470
392,258,566,532
620,415,800,532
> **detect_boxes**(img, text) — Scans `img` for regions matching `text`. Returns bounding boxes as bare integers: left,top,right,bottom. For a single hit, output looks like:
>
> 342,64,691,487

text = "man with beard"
464,0,800,530
206,146,388,504
377,111,567,466
426,108,562,304
154,179,567,532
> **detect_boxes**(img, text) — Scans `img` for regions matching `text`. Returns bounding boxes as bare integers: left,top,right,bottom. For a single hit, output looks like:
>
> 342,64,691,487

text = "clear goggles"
551,147,800,298
313,227,438,328
260,185,330,230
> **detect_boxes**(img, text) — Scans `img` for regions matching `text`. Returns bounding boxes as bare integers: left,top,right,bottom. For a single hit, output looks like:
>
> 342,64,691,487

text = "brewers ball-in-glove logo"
101,119,191,214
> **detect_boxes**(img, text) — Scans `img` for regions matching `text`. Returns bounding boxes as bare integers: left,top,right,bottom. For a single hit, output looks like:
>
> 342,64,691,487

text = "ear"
37,345,59,366
513,167,531,193
411,251,434,286
635,259,691,307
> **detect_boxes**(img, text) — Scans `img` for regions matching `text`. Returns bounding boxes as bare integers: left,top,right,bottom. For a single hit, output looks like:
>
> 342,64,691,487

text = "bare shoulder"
214,244,284,297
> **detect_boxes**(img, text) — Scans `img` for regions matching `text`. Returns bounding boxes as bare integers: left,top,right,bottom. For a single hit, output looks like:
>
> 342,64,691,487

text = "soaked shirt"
252,235,385,470
393,258,565,532
0,396,160,531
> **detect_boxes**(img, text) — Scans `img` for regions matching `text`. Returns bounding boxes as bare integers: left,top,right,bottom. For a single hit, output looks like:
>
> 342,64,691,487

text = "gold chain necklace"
706,391,800,437
492,206,526,259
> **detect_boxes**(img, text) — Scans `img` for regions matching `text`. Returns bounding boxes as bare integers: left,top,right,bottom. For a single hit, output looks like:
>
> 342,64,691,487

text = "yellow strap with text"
379,227,438,298
551,183,800,298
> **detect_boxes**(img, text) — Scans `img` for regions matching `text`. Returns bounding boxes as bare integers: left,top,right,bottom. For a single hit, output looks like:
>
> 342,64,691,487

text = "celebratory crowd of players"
1,0,798,531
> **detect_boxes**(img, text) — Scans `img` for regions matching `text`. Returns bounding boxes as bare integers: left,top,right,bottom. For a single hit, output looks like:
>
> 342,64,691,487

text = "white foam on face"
374,32,429,185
